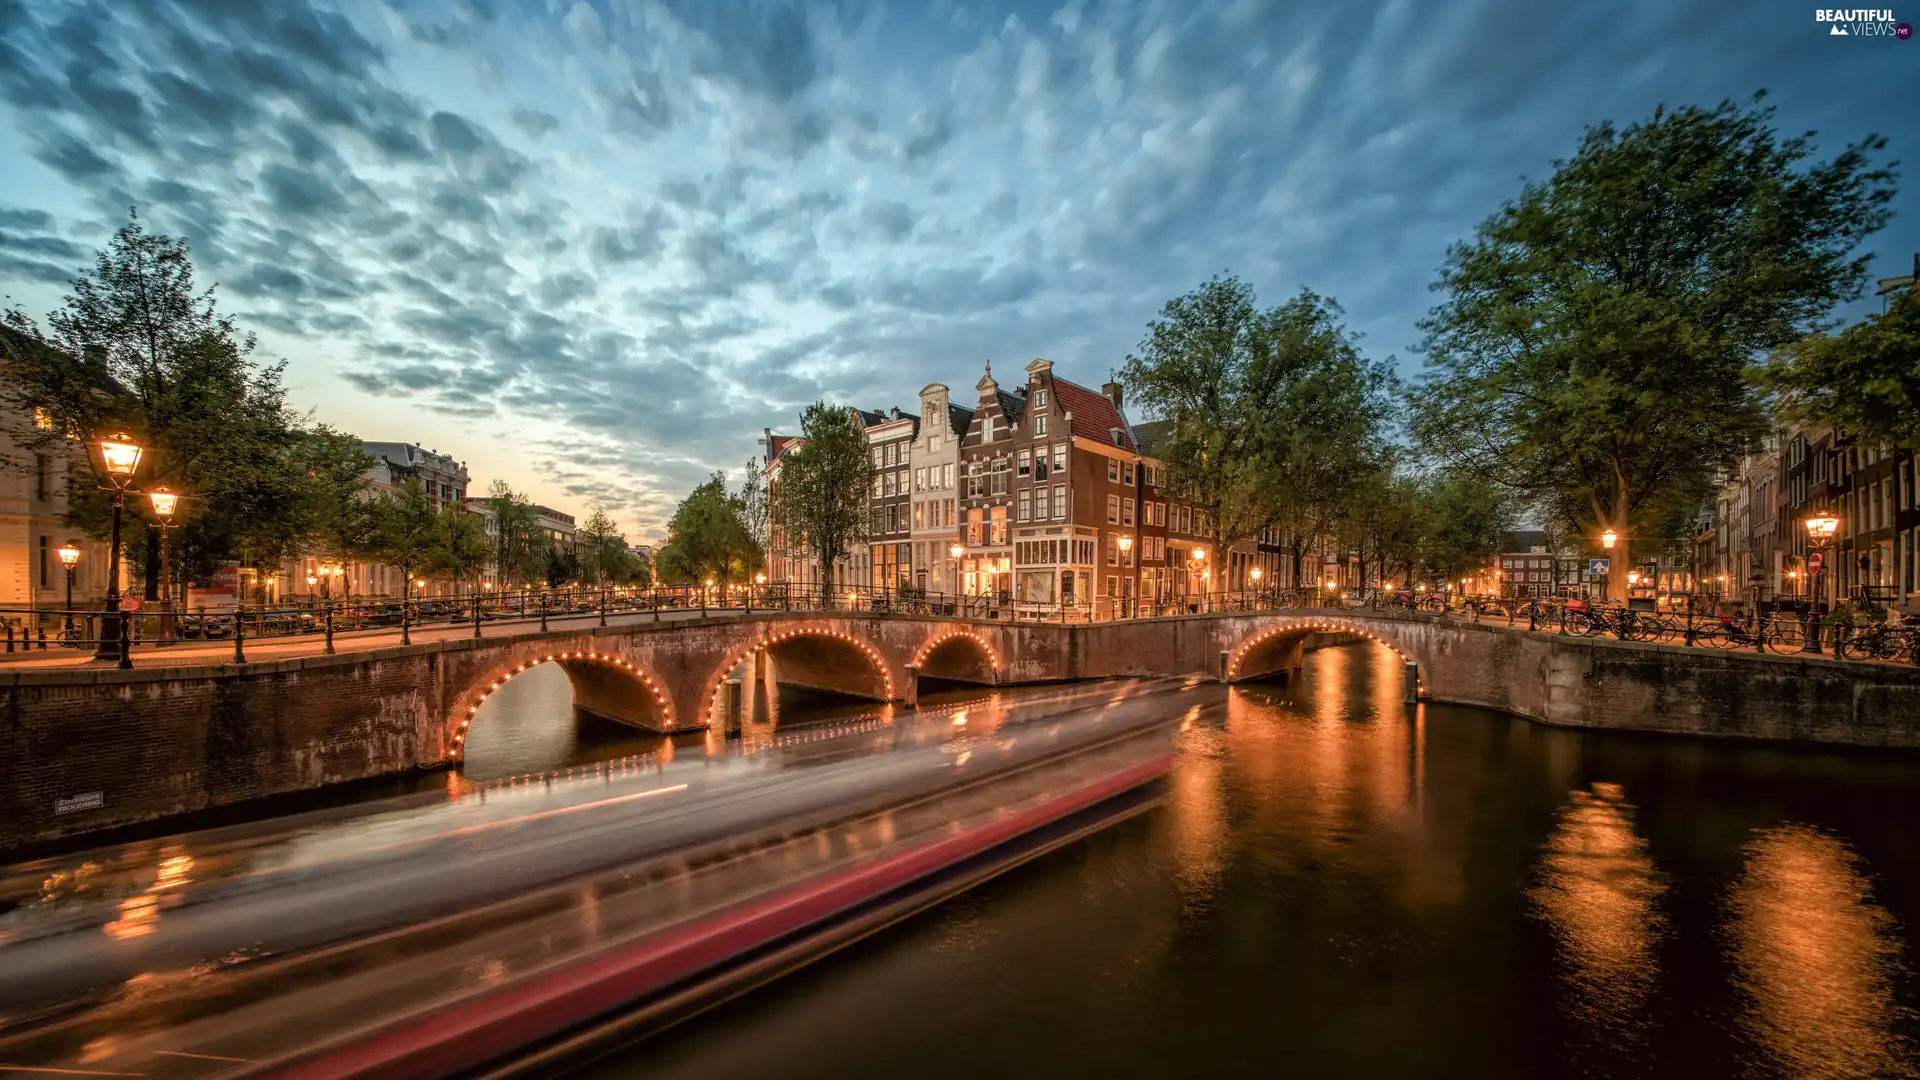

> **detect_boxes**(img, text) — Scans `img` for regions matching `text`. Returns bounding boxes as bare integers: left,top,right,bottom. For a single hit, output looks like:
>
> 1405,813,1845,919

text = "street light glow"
58,543,80,568
1601,529,1617,550
147,486,178,518
1250,566,1262,582
1804,513,1839,543
99,434,143,478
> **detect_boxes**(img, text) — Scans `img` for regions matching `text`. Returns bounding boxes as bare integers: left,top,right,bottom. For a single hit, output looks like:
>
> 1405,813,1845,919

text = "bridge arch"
1225,616,1428,698
450,648,675,760
701,626,900,726
911,629,1001,686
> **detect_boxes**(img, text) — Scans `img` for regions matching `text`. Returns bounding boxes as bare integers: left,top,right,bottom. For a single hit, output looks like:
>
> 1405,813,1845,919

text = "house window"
1017,488,1031,521
991,458,1011,495
1107,495,1120,523
883,472,896,496
915,467,927,491
1033,389,1049,409
928,435,941,455
38,536,49,588
968,508,983,545
873,448,884,467
1123,462,1135,485
1144,465,1156,487
990,506,1008,544
1053,485,1067,519
1017,450,1031,476
914,503,926,530
1034,415,1048,436
1107,536,1118,565
34,454,48,501
967,463,986,498
1108,459,1120,483
1053,444,1068,473
981,415,996,442
1123,498,1135,525
873,475,884,497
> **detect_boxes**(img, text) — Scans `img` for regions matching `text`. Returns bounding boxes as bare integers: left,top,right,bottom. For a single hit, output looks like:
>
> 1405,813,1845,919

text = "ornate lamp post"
58,542,79,636
1803,511,1839,652
147,486,179,642
94,434,143,666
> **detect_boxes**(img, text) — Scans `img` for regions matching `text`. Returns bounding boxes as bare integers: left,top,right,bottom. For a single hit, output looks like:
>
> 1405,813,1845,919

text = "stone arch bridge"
7,609,1920,849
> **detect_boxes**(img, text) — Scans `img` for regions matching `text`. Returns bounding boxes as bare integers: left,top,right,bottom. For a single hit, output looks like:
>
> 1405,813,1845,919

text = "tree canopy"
1770,284,1920,449
772,403,875,596
1410,95,1895,596
654,473,758,586
1120,276,1397,585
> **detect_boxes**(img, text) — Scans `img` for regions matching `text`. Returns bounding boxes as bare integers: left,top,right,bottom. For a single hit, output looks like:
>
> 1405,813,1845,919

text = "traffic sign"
1588,558,1610,576
1808,552,1824,572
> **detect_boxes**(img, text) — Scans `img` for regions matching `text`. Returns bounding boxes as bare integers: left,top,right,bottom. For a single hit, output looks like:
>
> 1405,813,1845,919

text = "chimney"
1102,381,1123,410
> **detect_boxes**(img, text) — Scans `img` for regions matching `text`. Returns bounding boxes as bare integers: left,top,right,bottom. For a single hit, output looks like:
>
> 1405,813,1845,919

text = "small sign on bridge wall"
55,791,104,815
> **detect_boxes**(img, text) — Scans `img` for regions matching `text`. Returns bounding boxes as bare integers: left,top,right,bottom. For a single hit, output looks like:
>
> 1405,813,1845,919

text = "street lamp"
58,542,79,636
1601,529,1617,550
1802,511,1841,652
147,486,178,640
94,433,143,666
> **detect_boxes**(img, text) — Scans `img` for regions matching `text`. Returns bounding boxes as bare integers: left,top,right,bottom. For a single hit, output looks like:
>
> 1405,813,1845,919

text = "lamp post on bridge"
58,542,79,639
93,434,144,668
1803,511,1839,653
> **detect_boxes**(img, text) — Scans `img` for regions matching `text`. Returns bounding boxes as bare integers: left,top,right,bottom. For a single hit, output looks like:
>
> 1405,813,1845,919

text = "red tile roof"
1051,376,1133,450
767,434,802,460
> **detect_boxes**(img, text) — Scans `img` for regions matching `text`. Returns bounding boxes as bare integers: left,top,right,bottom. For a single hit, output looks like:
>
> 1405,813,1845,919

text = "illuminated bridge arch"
451,648,675,760
1226,617,1427,698
911,629,1002,686
702,627,900,725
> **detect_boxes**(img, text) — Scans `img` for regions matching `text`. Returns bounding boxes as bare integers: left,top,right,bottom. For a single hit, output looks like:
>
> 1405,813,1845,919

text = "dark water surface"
573,643,1920,1080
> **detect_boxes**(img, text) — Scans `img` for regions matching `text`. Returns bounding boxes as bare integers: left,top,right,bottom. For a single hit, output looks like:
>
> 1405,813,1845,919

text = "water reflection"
1530,783,1665,1060
1729,825,1917,1079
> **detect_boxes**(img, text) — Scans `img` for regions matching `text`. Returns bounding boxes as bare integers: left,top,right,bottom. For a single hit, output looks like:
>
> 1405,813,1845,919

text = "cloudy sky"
1,0,1916,541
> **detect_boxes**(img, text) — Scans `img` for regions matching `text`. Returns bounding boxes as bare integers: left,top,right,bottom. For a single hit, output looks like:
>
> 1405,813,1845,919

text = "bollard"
1684,609,1695,647
37,625,47,650
324,603,335,655
653,587,662,622
474,592,483,640
1528,601,1537,632
540,594,549,632
600,588,608,627
1806,610,1823,654
4,625,12,653
119,609,134,670
233,605,245,664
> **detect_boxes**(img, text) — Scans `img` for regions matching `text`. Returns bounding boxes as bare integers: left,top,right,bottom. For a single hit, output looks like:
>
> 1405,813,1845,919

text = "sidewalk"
0,608,727,670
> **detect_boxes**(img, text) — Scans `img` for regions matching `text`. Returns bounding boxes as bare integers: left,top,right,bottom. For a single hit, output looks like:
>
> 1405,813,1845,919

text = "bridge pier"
1404,661,1420,704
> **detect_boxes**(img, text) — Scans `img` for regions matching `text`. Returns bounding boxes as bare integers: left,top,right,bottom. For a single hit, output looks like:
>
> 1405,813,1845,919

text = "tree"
432,504,490,595
483,480,544,589
1412,471,1519,586
1121,278,1397,587
576,506,619,586
1770,284,1920,448
0,209,326,591
295,426,378,588
655,473,757,586
735,458,770,574
366,478,440,600
772,403,875,601
1411,95,1895,598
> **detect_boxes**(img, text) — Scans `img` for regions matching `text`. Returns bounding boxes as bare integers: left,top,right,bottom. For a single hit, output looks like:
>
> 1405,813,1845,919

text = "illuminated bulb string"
910,630,1003,671
1225,618,1426,693
453,650,675,760
703,629,898,719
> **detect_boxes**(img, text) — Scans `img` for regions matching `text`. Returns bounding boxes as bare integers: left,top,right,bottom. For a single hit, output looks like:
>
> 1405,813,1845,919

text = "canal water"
562,642,1920,1080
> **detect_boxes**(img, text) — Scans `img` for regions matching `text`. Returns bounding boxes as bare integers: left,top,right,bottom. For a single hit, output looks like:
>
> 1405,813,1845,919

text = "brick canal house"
957,358,1220,616
865,407,917,592
907,384,972,596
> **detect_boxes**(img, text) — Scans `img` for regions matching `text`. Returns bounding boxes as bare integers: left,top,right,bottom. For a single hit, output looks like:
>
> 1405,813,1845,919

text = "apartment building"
908,384,971,595
866,407,917,591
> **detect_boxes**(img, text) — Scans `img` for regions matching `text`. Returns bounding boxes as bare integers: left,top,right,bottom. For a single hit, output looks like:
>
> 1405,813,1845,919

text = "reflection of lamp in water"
1528,783,1664,1046
1729,826,1905,1079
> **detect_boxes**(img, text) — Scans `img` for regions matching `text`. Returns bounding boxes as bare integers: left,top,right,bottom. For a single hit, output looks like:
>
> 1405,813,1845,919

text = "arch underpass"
911,629,1001,694
1223,617,1427,700
450,648,675,763
704,627,899,729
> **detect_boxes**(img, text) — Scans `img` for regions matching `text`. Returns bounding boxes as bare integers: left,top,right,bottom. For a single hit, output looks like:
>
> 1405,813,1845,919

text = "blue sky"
1,0,1916,541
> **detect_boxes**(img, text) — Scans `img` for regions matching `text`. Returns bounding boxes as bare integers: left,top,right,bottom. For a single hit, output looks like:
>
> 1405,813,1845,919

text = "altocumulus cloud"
0,0,1915,536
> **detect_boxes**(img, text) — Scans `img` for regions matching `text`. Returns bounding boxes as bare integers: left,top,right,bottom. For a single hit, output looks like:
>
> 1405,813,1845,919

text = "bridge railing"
1,581,1910,668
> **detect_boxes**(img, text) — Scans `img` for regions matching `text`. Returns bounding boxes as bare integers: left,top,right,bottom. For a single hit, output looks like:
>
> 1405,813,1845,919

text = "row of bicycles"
1384,591,1919,664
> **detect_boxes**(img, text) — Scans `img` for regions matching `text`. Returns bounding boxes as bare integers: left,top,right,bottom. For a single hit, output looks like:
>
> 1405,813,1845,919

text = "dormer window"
1110,428,1125,447
1032,389,1048,410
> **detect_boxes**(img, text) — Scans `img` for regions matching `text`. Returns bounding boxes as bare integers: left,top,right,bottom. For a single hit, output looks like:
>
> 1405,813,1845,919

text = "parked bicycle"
1836,616,1920,664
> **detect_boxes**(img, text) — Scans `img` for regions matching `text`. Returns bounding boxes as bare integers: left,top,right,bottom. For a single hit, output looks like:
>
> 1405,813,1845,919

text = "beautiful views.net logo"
1815,8,1912,36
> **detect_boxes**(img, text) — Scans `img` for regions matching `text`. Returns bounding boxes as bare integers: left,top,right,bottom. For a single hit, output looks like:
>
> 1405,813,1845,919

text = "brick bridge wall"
6,611,1919,848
